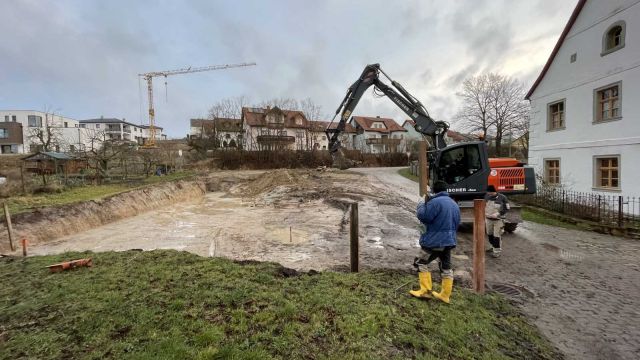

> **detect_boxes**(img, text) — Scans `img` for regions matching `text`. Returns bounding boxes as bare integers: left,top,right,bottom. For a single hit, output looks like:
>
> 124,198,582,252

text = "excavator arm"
326,63,449,153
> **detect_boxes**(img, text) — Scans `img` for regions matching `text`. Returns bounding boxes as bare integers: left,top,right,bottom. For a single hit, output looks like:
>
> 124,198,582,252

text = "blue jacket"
417,192,460,248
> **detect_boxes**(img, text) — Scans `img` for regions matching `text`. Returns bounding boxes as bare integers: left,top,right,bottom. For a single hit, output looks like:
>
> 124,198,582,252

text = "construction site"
2,1,640,358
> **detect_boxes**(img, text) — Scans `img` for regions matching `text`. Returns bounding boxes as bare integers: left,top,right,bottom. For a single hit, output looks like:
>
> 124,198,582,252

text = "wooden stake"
21,238,27,257
473,199,486,294
350,202,359,273
3,202,15,252
289,226,292,243
20,163,26,194
418,141,429,197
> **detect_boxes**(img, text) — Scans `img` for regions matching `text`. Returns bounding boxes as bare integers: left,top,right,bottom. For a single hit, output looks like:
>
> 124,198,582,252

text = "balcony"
366,138,401,146
256,135,295,144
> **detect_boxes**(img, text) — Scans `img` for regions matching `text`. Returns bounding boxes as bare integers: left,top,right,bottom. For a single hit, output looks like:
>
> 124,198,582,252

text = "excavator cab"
430,142,490,200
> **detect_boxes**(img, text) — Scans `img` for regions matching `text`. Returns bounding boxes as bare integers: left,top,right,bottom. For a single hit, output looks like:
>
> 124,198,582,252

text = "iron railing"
516,187,640,229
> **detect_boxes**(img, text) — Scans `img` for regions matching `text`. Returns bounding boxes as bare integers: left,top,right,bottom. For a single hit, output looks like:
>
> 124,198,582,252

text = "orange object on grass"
47,258,93,273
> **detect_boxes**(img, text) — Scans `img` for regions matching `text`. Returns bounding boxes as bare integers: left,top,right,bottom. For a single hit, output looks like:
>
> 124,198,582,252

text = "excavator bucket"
331,148,354,170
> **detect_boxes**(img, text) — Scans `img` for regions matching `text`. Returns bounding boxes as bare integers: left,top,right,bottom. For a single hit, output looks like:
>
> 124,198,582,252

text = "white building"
526,0,639,197
189,118,244,149
80,118,165,147
0,110,82,154
349,116,407,153
242,107,311,151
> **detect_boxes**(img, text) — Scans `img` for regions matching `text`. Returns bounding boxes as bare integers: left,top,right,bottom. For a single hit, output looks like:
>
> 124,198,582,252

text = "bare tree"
299,98,322,121
208,96,251,119
455,74,493,139
258,97,299,110
27,110,63,152
488,75,529,156
456,73,529,156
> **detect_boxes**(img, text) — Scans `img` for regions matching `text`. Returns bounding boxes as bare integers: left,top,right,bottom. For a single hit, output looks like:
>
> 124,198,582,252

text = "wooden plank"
473,199,486,294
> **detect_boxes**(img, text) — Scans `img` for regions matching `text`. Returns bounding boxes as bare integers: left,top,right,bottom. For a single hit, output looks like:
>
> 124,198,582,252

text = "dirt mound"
232,169,307,197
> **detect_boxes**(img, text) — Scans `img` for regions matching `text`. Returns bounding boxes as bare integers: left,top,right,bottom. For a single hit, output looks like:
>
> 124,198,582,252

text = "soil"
13,166,640,359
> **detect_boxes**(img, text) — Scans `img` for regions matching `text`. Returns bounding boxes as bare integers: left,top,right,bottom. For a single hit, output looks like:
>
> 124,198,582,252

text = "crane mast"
139,62,256,147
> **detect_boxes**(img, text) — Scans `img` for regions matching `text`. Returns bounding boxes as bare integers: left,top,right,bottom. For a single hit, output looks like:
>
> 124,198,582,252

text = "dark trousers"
419,246,454,270
488,235,501,249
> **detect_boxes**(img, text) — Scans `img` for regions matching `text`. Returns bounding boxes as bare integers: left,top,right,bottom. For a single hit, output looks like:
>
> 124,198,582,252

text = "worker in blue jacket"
409,180,460,304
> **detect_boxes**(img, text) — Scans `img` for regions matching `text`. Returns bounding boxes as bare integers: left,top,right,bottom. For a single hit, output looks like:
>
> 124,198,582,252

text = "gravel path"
355,167,640,360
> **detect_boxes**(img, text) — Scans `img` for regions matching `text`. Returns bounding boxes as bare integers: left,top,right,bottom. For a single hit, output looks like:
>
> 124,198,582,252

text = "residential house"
308,121,357,150
0,110,81,154
242,107,311,151
189,118,244,149
350,116,407,153
526,0,638,197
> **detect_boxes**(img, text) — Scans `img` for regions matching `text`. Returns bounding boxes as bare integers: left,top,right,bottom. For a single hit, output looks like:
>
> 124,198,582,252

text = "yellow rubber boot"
432,277,453,304
409,271,432,298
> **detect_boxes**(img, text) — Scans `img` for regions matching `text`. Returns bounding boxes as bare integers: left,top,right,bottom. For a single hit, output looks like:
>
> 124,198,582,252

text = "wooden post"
350,202,359,273
3,202,15,251
473,199,486,294
21,238,27,257
418,141,429,197
20,163,26,194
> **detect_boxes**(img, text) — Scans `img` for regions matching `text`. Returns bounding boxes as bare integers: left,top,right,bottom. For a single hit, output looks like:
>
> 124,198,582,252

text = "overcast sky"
0,0,576,137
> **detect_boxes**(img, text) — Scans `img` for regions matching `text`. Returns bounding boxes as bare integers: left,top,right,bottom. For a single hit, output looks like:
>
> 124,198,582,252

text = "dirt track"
26,167,640,359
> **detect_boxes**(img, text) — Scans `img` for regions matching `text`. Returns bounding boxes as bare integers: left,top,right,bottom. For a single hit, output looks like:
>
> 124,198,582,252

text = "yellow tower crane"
139,62,256,147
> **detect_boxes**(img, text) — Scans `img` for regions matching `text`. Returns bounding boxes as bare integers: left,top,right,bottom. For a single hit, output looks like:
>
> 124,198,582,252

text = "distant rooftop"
80,118,163,130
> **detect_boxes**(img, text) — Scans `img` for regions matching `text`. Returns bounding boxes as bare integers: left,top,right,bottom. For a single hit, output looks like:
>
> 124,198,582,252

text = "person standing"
485,185,510,258
409,180,461,304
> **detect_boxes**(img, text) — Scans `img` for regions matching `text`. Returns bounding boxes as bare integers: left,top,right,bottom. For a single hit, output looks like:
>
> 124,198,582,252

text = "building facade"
190,118,244,149
242,107,312,151
349,116,407,153
0,110,81,154
526,0,639,197
79,118,165,148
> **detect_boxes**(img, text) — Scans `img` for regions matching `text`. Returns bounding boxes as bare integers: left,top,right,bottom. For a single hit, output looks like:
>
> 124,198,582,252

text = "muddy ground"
18,167,640,360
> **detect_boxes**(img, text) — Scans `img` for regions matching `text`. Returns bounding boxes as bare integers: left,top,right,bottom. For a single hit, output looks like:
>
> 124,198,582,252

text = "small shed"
23,152,88,175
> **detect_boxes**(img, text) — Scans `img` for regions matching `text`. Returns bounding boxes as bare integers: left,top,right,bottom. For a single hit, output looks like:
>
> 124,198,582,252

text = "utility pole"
139,62,256,148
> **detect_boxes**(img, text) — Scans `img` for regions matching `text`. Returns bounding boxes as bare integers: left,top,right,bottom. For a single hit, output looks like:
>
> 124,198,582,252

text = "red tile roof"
309,120,357,133
242,107,309,128
351,116,407,133
402,119,416,128
525,0,587,100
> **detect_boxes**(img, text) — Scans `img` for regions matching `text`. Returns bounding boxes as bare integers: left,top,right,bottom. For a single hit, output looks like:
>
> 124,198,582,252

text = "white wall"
528,0,640,197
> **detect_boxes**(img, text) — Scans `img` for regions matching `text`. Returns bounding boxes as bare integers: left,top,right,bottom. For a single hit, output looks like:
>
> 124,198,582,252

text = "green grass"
0,250,561,360
4,171,195,215
398,168,419,182
522,208,586,231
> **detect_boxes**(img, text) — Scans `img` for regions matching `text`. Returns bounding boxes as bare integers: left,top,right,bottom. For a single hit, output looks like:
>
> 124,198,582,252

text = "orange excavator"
326,64,536,231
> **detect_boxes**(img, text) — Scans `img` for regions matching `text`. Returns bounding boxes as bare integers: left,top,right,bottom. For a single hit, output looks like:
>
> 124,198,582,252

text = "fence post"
562,190,566,213
597,195,601,222
418,141,429,197
3,202,15,251
618,196,624,228
473,199,486,294
350,202,359,273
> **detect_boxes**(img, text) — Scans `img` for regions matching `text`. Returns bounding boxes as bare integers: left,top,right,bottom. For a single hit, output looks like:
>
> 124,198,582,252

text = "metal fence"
516,187,640,229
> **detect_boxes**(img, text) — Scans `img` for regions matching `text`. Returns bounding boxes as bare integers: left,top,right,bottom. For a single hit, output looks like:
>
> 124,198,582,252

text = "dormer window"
372,122,385,129
602,21,625,56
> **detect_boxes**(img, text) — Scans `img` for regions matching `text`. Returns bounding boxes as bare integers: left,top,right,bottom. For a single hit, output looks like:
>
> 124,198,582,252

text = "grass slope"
5,171,195,215
0,251,560,360
397,168,419,183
